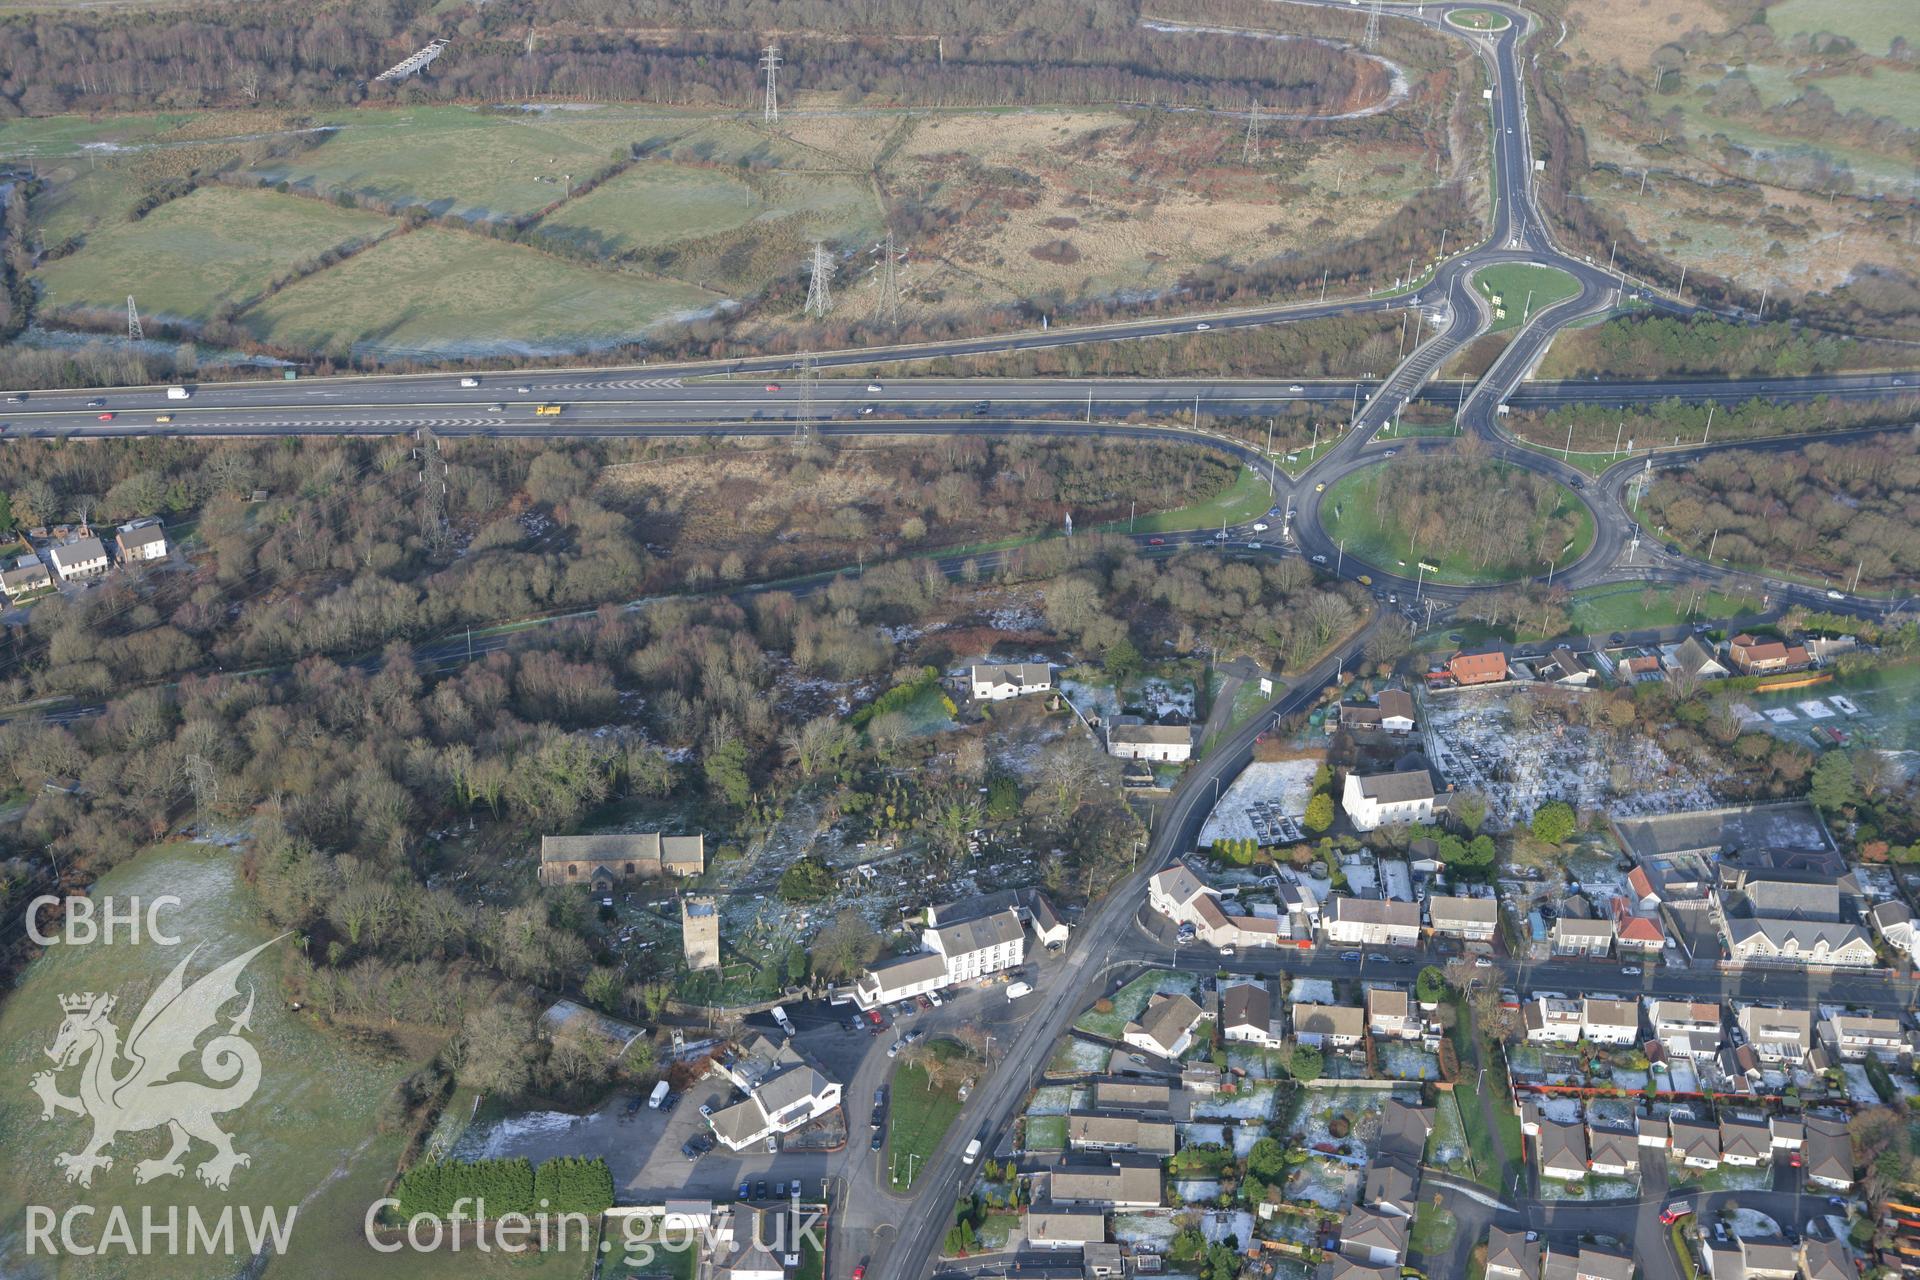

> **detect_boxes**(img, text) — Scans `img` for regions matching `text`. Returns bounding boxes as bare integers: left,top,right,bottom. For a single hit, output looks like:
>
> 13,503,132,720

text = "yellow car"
154,414,173,423
1315,482,1326,492
1357,575,1373,586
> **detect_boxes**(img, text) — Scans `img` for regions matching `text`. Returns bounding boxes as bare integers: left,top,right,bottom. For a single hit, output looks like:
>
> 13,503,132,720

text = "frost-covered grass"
1377,1042,1441,1081
1074,969,1199,1038
1428,1092,1471,1172
1027,1085,1076,1115
1025,1114,1067,1151
1285,1159,1358,1210
1193,1081,1279,1121
1049,1035,1113,1076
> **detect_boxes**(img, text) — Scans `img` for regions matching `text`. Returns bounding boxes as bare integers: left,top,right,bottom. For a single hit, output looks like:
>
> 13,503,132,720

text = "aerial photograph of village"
0,0,1916,1277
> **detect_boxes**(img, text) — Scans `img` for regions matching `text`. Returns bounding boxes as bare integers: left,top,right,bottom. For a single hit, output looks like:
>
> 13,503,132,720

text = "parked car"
754,1181,768,1200
870,1129,884,1151
865,1009,885,1027
739,1182,751,1199
1621,965,1641,976
927,991,943,1007
1340,951,1361,962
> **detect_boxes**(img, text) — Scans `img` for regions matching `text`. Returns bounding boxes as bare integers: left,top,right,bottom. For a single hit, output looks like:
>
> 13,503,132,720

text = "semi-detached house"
1428,895,1499,942
1325,897,1422,947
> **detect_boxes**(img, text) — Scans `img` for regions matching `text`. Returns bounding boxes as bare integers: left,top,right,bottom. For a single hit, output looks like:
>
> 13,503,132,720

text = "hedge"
394,1155,615,1220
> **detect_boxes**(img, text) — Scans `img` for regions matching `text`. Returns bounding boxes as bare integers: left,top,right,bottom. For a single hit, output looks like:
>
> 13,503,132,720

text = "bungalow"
1652,1001,1723,1062
538,832,706,889
1669,1118,1721,1169
1664,635,1730,681
1091,1080,1172,1112
1366,988,1419,1041
1803,1117,1854,1192
1737,1005,1814,1065
1551,917,1615,958
1486,1227,1542,1280
1428,895,1500,942
1122,994,1204,1060
1338,689,1418,734
48,536,108,581
1292,1002,1366,1050
1339,1205,1410,1266
1536,1120,1590,1181
1341,771,1438,832
1048,1156,1163,1209
1023,1208,1107,1250
1719,1116,1772,1167
1539,646,1593,686
1107,722,1194,763
1587,1127,1639,1177
1221,981,1282,1048
1066,1113,1177,1158
1325,897,1422,948
969,662,1052,701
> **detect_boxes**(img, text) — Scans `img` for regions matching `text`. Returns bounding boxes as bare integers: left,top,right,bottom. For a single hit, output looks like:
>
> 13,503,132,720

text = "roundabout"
1445,7,1512,31
1316,455,1595,585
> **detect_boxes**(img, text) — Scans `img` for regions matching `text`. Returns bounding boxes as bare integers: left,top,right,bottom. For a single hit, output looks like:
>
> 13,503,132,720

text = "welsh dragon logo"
29,937,282,1191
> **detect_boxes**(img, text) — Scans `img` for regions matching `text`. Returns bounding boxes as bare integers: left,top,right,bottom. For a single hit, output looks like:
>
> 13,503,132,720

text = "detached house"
1727,635,1810,676
1738,1005,1814,1065
1221,981,1281,1048
1342,771,1439,832
0,557,51,599
48,537,108,581
1822,1014,1910,1063
1366,988,1420,1041
1292,1002,1365,1050
1652,1001,1723,1062
1447,650,1508,686
116,522,168,563
1535,1120,1590,1181
1123,994,1204,1061
1803,1117,1854,1192
969,662,1052,700
1338,689,1418,734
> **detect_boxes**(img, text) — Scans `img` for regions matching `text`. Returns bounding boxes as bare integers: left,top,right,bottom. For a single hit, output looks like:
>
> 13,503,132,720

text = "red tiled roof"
1619,916,1664,943
1627,867,1656,900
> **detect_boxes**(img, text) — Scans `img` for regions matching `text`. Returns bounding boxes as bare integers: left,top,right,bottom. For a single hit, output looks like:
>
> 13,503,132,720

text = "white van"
771,1005,796,1035
166,386,191,400
1006,981,1033,1000
460,376,481,388
648,1080,670,1109
963,1138,982,1164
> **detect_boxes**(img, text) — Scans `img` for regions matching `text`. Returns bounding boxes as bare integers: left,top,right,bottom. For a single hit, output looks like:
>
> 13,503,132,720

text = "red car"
852,1268,865,1280
1148,537,1165,545
865,1009,884,1027
765,383,781,392
1659,1202,1694,1226
96,412,115,421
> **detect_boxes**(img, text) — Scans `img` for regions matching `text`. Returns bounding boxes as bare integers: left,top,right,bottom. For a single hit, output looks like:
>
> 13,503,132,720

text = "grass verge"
1474,264,1581,334
1320,460,1593,584
1102,465,1274,535
884,1044,970,1192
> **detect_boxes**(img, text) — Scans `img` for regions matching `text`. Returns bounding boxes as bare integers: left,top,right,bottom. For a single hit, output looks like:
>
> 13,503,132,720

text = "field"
241,228,719,360
1559,0,1920,304
0,842,462,1280
1473,264,1581,334
35,186,392,324
1319,461,1594,583
1102,466,1276,535
1767,0,1914,58
10,86,1451,360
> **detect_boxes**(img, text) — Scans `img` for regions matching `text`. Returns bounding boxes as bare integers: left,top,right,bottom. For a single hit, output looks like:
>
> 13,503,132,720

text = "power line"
876,229,901,326
759,43,782,123
805,242,834,318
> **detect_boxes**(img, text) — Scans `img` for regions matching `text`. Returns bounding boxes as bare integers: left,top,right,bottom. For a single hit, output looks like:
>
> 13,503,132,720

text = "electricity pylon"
805,242,834,317
760,43,782,123
126,296,143,344
1242,100,1263,164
